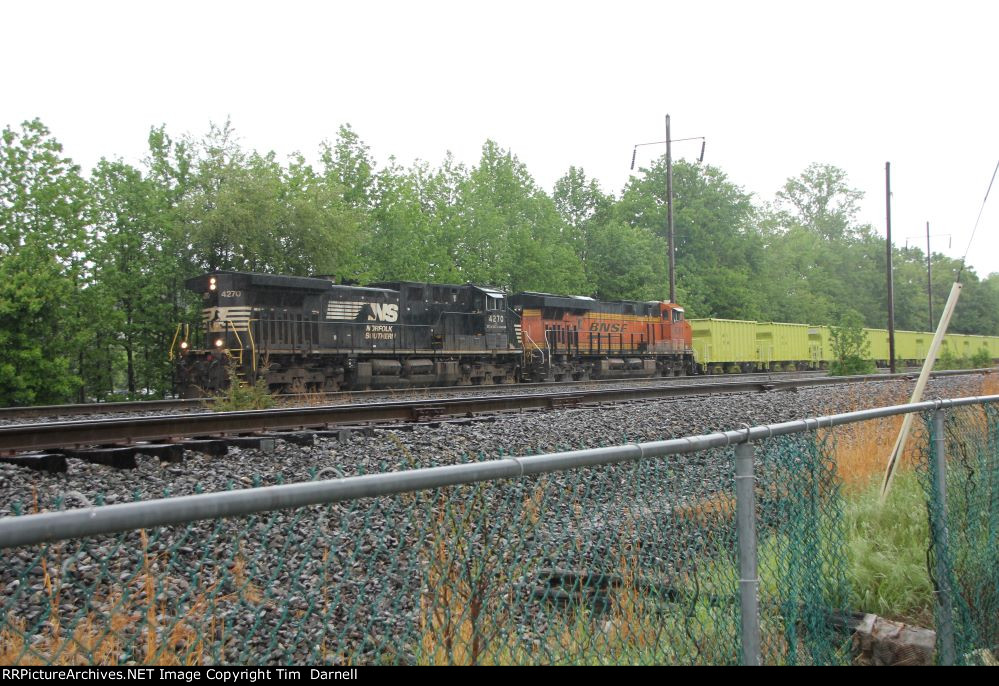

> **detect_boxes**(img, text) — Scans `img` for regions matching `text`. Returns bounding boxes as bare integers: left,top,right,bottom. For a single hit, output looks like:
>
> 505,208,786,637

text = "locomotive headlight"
214,338,224,348
180,341,189,350
209,276,217,291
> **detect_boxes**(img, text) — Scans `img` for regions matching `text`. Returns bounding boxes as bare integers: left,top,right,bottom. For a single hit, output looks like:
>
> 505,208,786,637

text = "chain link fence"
1,397,996,665
918,404,999,665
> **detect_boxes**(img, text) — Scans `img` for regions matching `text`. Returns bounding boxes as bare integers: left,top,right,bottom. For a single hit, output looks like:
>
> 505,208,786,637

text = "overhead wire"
957,157,999,282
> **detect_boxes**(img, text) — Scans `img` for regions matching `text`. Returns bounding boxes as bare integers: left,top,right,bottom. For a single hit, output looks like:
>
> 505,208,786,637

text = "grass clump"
934,346,993,370
213,362,273,411
843,471,934,626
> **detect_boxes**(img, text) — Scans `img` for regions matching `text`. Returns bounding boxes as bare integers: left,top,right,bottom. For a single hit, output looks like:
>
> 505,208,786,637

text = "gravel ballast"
0,375,988,509
0,374,992,664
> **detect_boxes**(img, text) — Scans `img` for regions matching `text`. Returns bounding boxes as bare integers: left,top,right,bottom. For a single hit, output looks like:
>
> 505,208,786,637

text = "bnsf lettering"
367,303,399,322
589,323,626,333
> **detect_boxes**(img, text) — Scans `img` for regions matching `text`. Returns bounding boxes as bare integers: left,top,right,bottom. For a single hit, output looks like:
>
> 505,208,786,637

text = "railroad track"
0,366,936,421
0,369,990,469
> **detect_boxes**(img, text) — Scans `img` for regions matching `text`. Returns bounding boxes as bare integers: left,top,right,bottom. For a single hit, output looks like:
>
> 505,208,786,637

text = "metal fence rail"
1,395,997,665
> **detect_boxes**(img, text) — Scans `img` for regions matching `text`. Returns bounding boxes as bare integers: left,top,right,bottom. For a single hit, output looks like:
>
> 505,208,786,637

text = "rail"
0,367,992,422
0,369,990,454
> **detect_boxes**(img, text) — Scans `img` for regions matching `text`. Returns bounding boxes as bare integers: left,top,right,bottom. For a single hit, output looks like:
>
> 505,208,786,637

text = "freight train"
172,272,998,396
690,318,999,373
172,272,695,396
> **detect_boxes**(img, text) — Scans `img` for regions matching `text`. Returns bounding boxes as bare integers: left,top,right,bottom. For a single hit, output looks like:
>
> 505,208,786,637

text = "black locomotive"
173,272,522,396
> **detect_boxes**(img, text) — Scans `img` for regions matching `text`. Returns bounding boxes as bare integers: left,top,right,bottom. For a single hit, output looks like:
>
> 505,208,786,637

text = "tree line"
2,118,997,405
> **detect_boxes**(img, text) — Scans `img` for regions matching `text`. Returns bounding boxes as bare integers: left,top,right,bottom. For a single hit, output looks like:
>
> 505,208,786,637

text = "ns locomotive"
172,271,695,396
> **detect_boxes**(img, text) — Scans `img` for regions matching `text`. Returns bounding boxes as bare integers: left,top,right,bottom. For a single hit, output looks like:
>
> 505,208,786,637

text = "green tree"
367,158,451,282
761,165,886,327
0,119,90,404
90,158,182,396
320,124,376,210
830,311,876,376
775,162,864,241
616,158,761,316
413,153,472,283
456,141,587,293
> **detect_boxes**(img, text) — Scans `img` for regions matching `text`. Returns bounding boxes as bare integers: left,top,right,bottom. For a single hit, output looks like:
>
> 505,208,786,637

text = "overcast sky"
4,0,997,277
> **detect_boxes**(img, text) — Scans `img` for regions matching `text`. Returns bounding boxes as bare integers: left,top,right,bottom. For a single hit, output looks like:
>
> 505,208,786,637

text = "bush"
829,313,876,376
213,362,274,411
970,347,993,368
934,345,994,370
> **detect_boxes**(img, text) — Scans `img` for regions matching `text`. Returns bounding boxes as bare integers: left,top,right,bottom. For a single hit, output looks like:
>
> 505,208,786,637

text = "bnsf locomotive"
172,272,694,396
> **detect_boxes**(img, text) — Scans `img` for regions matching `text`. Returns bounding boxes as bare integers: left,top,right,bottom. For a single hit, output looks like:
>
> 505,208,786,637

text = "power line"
958,157,999,281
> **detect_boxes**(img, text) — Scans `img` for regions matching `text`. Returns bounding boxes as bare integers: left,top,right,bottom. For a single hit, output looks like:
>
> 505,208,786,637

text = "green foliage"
456,141,587,293
212,362,274,412
844,472,934,626
0,249,77,405
829,312,876,376
936,346,969,370
0,120,89,404
934,344,993,371
970,347,993,368
4,116,999,407
616,159,761,315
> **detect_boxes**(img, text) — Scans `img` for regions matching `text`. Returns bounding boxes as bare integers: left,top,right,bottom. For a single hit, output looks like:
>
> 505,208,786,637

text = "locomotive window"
673,310,684,322
486,296,502,311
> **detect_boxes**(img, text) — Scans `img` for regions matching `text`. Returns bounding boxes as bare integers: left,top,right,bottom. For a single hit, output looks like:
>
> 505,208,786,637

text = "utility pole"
886,162,896,373
926,222,933,331
665,115,676,303
630,120,705,304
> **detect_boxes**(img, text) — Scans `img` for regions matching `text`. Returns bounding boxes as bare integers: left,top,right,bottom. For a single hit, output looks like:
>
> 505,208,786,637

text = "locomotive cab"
655,302,694,355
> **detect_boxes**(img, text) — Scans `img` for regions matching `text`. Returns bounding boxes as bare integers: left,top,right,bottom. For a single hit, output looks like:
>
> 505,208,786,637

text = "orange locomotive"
509,291,694,381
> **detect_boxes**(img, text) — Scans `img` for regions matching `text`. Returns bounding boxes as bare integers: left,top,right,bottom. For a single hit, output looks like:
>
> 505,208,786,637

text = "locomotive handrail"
247,319,257,373
168,323,181,361
222,320,245,366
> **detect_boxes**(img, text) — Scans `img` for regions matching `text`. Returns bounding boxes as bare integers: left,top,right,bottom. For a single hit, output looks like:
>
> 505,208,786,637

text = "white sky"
3,0,998,276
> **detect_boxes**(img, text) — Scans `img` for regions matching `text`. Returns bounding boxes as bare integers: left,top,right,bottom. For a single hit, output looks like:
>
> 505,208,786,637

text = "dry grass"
980,373,999,397
0,532,265,665
672,492,735,529
417,486,536,665
822,416,912,491
417,491,743,665
819,371,999,491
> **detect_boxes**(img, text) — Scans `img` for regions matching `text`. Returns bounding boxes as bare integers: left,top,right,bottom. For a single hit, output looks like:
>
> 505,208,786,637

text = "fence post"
931,408,956,665
735,440,762,665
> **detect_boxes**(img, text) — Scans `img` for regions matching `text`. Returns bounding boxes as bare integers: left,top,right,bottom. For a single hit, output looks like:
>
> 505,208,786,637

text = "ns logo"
364,303,399,323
